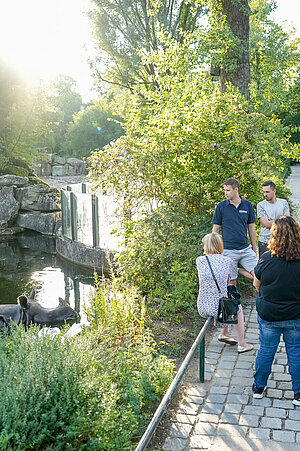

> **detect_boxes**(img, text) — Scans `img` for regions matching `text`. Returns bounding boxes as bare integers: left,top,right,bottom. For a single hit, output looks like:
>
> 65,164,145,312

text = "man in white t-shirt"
257,180,290,257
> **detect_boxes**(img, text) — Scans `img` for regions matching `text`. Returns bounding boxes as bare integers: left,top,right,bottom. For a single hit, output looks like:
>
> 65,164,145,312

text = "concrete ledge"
56,229,115,272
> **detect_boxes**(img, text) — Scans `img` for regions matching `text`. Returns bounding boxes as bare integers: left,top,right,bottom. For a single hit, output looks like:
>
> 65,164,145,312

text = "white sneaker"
293,394,300,406
252,384,264,399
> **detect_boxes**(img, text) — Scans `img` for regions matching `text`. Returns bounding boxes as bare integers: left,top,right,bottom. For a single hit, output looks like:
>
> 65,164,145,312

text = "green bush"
0,320,173,450
85,271,147,345
117,209,212,313
1,164,29,177
88,42,295,314
0,327,99,450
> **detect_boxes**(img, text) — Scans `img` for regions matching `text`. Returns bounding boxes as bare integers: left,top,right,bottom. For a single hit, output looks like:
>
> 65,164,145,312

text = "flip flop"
238,344,254,353
218,334,237,345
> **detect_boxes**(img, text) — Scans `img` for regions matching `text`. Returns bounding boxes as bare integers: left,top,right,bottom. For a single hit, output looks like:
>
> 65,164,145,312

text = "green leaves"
63,99,124,159
0,64,55,170
249,0,300,115
89,0,207,89
88,25,296,306
90,69,290,214
0,322,173,449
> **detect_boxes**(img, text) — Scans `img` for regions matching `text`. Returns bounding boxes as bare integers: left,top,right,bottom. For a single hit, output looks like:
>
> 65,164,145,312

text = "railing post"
61,189,65,236
91,194,99,248
199,337,205,382
70,191,78,242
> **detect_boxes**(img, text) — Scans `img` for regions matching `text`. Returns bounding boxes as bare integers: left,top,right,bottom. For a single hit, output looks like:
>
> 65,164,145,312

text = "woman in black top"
253,215,300,405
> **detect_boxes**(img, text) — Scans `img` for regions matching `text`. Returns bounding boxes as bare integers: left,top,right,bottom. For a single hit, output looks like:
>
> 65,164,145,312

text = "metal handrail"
135,316,213,451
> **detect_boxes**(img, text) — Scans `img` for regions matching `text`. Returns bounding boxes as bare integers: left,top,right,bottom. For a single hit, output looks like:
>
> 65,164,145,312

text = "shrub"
117,209,212,313
0,272,174,450
0,320,173,450
0,326,100,450
85,270,147,345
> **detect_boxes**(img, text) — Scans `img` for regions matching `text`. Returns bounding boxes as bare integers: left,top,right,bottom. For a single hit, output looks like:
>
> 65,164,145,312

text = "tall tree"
0,60,54,175
214,0,251,97
89,0,206,90
45,75,83,155
249,0,300,115
63,99,124,159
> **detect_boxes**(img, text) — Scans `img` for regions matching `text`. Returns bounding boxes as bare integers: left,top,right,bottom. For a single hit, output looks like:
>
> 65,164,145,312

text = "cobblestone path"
163,299,300,451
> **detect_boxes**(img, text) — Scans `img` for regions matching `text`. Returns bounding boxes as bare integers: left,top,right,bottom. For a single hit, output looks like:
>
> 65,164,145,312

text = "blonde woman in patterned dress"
196,233,253,353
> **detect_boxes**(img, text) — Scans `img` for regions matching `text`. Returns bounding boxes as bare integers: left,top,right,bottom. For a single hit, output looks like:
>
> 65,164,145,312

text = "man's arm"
257,202,272,228
212,203,222,234
259,216,274,229
248,222,257,253
212,224,220,233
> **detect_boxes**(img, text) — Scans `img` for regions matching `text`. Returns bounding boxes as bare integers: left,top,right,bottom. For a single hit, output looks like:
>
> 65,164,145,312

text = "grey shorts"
223,245,258,280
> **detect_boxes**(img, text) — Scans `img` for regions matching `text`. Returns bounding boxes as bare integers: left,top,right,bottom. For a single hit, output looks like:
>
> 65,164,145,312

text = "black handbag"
205,256,239,324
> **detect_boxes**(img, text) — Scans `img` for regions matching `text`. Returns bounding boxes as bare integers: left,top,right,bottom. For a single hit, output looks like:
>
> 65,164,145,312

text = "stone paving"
163,299,300,450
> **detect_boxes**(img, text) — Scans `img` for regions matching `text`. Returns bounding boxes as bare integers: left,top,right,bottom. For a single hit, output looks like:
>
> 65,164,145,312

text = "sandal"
218,334,237,345
238,344,254,353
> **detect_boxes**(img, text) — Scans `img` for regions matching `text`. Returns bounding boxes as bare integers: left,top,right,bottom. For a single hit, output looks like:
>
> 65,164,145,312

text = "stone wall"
33,150,86,177
0,175,61,236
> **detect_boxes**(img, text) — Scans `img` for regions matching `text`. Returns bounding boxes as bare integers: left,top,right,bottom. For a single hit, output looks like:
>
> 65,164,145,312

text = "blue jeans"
254,315,300,394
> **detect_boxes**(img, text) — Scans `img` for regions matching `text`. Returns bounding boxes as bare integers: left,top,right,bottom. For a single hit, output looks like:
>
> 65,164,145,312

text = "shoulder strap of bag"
205,255,222,296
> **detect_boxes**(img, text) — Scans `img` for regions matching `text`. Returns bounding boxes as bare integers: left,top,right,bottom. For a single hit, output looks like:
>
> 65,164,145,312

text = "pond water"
0,231,97,322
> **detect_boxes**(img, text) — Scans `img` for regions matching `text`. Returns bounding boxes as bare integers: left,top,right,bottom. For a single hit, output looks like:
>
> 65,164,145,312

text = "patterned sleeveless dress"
196,254,233,319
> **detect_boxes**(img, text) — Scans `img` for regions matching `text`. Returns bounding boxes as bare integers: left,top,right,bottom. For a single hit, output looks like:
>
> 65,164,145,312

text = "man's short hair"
263,180,276,190
223,178,240,189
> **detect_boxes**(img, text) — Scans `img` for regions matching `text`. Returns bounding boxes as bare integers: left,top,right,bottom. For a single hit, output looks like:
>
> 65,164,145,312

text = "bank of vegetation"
0,274,173,450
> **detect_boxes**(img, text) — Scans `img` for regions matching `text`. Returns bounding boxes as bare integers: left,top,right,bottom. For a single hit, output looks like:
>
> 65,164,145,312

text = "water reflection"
0,231,96,321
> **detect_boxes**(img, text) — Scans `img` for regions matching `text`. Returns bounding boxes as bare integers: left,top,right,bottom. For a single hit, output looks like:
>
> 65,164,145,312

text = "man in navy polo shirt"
212,178,258,286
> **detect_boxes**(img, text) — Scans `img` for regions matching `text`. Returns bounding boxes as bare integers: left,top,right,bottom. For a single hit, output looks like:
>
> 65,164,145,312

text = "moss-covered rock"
1,165,29,178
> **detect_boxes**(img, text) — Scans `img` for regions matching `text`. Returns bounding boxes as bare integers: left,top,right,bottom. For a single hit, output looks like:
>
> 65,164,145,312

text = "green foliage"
85,270,147,344
0,60,57,171
43,75,83,155
90,71,292,215
88,27,297,308
276,76,300,146
249,5,300,115
49,75,82,123
0,299,173,450
117,209,211,312
0,326,98,450
84,273,174,446
89,0,207,89
1,165,28,177
63,99,124,159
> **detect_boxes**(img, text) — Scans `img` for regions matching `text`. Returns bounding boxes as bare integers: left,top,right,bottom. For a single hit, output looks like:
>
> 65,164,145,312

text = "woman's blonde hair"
268,215,300,261
202,233,223,255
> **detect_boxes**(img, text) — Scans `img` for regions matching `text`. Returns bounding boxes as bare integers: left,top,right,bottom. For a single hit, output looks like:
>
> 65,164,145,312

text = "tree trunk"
219,0,251,98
